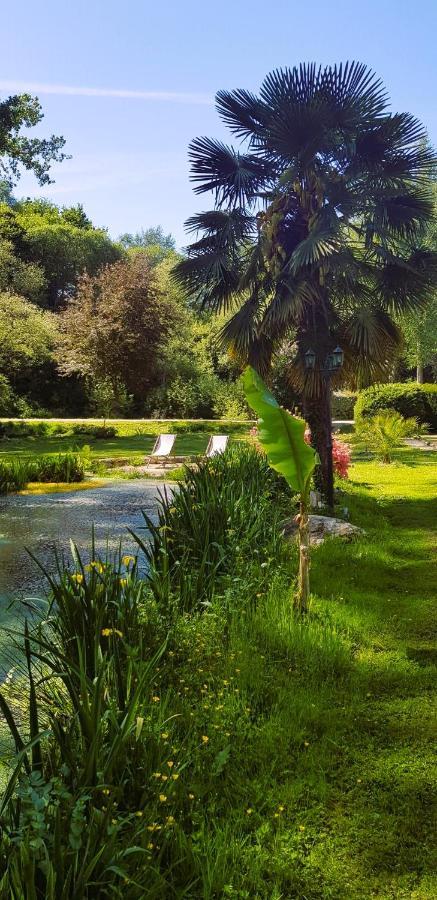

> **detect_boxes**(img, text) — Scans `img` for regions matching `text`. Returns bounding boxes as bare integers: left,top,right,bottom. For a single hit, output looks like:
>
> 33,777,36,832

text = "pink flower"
304,429,350,478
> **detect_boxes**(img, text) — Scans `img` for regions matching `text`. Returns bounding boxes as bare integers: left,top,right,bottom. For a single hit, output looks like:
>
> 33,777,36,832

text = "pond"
0,480,165,674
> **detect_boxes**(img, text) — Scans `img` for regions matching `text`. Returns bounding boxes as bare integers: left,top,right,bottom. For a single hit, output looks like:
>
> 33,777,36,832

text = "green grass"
1,447,436,897
158,448,437,897
0,431,247,463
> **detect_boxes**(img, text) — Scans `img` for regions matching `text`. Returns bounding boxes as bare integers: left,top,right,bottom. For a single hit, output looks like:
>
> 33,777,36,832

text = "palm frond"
219,292,263,357
215,88,265,142
375,247,437,314
188,138,267,205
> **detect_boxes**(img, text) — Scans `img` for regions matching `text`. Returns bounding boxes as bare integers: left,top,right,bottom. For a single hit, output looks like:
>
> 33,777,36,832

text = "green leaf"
242,366,317,495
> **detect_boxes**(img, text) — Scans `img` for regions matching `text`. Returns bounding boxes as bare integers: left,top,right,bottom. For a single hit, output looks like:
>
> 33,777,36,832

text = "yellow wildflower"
166,761,174,768
201,735,209,744
71,573,83,584
166,815,175,825
119,578,128,588
188,793,195,800
122,555,135,566
161,732,169,739
159,794,167,802
101,628,123,638
152,696,160,703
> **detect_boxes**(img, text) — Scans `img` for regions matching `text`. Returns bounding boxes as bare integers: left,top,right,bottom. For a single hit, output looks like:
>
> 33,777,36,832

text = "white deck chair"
147,433,176,465
205,434,229,458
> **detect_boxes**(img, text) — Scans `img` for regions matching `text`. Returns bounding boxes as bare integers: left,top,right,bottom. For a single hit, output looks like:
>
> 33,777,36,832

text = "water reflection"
0,480,164,671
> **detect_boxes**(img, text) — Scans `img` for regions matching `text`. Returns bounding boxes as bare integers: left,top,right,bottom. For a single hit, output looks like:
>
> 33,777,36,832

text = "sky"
2,0,437,247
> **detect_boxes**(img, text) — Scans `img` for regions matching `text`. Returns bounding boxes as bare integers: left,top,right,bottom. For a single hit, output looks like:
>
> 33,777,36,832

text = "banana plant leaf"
243,366,317,495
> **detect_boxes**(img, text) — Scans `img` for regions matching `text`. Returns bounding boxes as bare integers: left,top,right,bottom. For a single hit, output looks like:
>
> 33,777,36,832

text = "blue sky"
3,0,437,247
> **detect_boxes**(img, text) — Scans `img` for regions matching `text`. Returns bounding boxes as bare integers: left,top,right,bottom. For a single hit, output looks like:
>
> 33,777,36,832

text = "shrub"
70,423,117,438
331,390,357,419
354,382,437,429
353,410,419,462
136,443,293,616
303,429,351,479
332,436,351,478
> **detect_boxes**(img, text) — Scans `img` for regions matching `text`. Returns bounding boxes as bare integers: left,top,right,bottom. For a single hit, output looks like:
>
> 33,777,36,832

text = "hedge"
354,383,437,429
332,391,357,419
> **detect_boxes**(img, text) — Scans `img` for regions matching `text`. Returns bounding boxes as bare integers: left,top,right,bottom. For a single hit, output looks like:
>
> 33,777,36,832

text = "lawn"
0,447,436,897
0,421,251,464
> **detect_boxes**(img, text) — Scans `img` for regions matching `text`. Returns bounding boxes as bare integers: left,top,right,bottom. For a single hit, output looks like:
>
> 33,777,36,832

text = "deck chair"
147,433,176,466
205,434,229,458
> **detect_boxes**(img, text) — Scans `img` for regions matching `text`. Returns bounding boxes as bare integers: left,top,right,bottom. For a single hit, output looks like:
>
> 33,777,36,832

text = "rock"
282,515,365,547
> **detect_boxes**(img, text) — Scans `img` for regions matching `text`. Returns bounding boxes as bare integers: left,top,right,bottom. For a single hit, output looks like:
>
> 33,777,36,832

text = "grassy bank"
0,448,435,897
0,452,85,494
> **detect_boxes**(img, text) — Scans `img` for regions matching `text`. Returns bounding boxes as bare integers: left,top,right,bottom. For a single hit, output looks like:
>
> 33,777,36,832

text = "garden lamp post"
304,345,344,511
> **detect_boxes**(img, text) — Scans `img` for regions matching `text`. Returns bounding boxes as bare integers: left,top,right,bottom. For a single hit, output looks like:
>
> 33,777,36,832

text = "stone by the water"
282,514,365,546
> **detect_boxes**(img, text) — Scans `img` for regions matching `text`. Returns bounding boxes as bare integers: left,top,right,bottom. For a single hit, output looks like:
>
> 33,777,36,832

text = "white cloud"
0,80,212,105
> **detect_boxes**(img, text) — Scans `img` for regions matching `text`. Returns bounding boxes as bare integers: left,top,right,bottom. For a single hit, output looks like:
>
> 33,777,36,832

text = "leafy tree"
175,62,437,505
0,199,122,308
0,93,67,186
0,292,57,395
56,254,179,404
400,296,437,381
0,179,16,205
119,225,175,252
147,253,246,417
0,239,47,304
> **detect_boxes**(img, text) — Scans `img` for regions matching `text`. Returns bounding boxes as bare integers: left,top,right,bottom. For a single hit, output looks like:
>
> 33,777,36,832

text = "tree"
0,293,57,409
0,94,67,186
0,239,47,304
175,62,437,506
119,226,175,253
0,199,122,308
56,253,179,404
400,297,437,381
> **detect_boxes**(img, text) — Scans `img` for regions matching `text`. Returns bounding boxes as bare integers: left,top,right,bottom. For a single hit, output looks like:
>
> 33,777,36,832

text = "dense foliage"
0,93,67,186
175,62,437,500
353,410,419,462
0,451,84,493
354,381,437,428
1,445,436,897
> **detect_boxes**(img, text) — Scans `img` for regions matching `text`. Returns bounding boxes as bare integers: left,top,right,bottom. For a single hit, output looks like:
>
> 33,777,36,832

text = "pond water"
0,480,165,673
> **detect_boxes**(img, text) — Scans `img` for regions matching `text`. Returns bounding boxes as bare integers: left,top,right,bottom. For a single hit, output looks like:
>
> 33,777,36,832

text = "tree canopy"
56,252,180,402
0,93,67,186
0,199,122,308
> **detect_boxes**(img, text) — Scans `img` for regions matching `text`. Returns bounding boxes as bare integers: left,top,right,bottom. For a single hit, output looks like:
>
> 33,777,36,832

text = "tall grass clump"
0,549,199,897
135,443,294,616
0,452,85,493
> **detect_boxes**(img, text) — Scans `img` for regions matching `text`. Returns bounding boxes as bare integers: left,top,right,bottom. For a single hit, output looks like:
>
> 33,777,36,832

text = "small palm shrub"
137,443,293,616
354,409,419,462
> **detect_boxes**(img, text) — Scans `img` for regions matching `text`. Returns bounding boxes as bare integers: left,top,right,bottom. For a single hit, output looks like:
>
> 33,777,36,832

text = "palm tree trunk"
303,378,334,511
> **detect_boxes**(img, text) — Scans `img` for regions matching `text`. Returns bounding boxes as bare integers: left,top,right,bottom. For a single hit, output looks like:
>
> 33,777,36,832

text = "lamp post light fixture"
303,345,344,511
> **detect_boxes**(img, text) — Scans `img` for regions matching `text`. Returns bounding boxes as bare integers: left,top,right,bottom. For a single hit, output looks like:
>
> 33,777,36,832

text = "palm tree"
174,62,436,507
